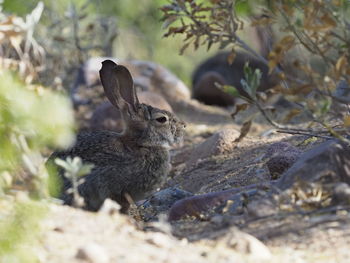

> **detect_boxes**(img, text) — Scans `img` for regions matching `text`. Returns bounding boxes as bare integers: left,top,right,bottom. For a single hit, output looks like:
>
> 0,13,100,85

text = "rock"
171,147,193,168
168,185,258,221
266,153,301,180
138,91,173,112
247,197,278,218
333,182,350,205
265,142,299,156
186,128,239,167
168,190,237,221
145,232,173,248
225,189,258,215
223,229,272,261
333,79,350,103
172,98,232,124
140,187,193,221
76,243,109,263
210,214,225,224
89,101,123,132
265,142,302,180
331,80,350,117
124,60,191,104
90,91,173,132
147,188,193,208
99,198,121,215
277,140,350,191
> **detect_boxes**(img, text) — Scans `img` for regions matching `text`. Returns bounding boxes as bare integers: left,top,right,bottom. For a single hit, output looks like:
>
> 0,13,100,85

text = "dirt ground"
38,82,350,263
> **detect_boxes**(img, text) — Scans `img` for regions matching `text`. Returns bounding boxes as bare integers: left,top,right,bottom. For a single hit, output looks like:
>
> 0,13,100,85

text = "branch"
276,129,333,139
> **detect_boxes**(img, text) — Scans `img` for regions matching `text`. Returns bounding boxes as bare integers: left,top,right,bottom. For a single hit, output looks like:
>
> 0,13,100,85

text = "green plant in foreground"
0,3,80,262
0,70,75,261
0,72,75,195
223,62,262,102
54,156,94,207
0,200,46,263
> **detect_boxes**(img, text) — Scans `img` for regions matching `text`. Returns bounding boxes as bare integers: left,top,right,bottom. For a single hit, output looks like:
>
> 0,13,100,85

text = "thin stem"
276,129,333,139
254,101,285,129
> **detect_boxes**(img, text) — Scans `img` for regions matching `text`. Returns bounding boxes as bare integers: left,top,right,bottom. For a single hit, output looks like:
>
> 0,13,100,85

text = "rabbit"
89,90,173,133
191,16,279,107
48,60,186,212
192,51,280,106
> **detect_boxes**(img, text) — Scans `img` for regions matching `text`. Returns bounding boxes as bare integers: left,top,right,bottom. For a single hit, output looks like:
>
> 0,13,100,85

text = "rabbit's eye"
156,116,168,123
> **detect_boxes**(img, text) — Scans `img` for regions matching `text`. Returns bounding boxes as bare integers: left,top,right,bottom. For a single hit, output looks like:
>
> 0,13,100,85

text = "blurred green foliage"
2,0,214,85
0,72,74,177
0,71,74,261
91,0,214,84
0,1,205,261
0,0,77,259
53,156,94,206
240,63,262,100
0,200,46,263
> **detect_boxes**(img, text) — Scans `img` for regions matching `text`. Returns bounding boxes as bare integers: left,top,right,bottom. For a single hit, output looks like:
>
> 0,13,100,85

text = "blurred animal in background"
192,52,279,106
191,18,280,107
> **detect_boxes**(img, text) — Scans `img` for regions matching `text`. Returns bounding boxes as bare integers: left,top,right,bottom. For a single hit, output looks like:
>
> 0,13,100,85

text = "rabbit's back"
52,131,130,166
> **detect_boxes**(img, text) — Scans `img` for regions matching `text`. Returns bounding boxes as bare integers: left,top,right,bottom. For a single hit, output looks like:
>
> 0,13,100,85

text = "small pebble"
99,198,121,215
247,198,277,218
265,142,302,179
76,243,109,263
225,230,272,261
333,182,350,205
210,215,224,224
186,128,239,167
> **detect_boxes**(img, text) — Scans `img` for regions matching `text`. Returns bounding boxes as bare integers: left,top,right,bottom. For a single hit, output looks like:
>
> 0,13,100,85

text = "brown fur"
192,52,279,106
48,60,185,212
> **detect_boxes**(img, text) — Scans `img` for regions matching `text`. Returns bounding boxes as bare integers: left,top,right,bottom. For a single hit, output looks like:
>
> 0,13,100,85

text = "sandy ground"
36,82,350,263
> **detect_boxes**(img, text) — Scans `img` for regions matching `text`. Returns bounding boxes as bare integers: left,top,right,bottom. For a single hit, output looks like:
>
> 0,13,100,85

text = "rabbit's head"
99,60,185,148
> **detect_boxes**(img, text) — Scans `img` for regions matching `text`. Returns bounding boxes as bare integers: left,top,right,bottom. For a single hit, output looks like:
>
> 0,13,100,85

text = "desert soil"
37,84,350,263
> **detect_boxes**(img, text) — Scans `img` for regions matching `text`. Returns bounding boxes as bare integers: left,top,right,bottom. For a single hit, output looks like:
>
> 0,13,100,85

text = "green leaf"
243,62,252,79
251,68,262,97
240,63,262,99
222,85,241,97
54,156,94,179
320,98,331,115
2,0,37,15
240,79,252,97
77,163,94,177
54,158,71,171
235,0,252,16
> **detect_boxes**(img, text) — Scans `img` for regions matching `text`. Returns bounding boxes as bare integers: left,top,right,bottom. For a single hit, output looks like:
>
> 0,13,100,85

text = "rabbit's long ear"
99,60,139,112
116,65,139,110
